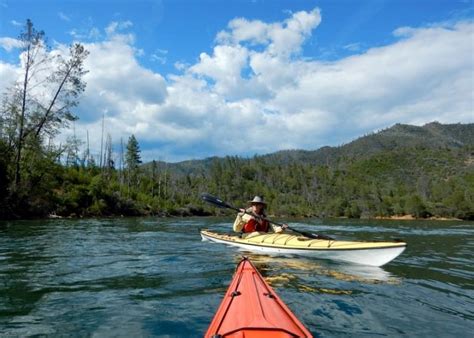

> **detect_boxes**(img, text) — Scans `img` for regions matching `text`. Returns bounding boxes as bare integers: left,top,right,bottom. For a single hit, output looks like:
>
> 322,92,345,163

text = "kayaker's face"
252,203,265,214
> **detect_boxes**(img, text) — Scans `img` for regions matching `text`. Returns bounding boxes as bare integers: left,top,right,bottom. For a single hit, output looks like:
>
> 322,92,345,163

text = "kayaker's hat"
249,196,266,206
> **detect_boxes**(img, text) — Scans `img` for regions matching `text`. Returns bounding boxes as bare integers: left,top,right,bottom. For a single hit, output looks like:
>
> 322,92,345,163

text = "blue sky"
2,0,471,72
0,0,473,162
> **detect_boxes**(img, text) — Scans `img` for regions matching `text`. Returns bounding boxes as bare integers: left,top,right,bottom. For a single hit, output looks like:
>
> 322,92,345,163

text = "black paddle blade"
312,233,335,241
201,193,235,210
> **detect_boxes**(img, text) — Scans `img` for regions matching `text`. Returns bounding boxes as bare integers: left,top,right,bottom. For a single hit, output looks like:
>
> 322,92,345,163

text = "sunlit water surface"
0,218,473,337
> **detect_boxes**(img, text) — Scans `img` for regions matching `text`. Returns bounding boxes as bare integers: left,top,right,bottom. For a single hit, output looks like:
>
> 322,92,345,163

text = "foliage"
125,135,141,170
1,124,473,220
0,19,88,190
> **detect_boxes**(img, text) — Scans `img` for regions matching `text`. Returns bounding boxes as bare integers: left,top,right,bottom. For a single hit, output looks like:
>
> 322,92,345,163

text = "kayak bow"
205,257,312,337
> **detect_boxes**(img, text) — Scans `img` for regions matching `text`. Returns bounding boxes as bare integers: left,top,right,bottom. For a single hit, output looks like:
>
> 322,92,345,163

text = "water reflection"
233,252,397,284
226,252,399,299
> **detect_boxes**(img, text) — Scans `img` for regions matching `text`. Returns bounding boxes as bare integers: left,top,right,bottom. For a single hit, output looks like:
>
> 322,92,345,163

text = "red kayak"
205,257,313,337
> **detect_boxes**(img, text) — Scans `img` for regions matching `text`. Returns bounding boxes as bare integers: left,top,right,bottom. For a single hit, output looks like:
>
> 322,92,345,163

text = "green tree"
405,194,428,218
1,19,88,189
125,134,141,191
125,134,141,170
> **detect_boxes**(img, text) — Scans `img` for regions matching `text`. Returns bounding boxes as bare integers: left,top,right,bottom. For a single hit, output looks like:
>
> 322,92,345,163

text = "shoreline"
5,213,465,222
373,215,463,221
1,208,469,222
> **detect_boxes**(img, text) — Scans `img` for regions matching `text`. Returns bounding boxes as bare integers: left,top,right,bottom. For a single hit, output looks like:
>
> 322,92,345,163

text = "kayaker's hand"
275,224,288,233
239,208,246,213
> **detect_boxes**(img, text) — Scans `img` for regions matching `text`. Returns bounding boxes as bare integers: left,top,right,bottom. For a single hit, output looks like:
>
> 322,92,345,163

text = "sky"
0,0,473,162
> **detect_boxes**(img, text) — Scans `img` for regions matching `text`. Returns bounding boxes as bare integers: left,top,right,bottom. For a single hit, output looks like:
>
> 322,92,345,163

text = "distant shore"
0,209,467,221
373,215,463,221
41,212,465,221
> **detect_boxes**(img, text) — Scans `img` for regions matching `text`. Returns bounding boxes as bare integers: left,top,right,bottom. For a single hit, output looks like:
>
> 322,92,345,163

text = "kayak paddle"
201,193,334,240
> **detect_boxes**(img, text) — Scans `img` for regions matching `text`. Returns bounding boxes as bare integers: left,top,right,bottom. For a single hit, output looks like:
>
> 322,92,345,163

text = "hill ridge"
144,122,474,175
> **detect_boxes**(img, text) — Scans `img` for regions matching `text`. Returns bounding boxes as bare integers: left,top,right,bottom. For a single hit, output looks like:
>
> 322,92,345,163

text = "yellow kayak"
201,230,406,266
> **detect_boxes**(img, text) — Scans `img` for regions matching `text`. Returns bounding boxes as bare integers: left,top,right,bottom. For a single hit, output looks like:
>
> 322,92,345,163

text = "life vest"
243,217,269,233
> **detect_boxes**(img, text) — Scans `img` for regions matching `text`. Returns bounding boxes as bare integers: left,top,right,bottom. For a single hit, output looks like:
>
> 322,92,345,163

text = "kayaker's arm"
233,209,252,232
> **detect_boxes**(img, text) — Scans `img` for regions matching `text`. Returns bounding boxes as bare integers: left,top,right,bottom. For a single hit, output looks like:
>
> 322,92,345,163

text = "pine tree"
125,135,141,169
125,135,141,192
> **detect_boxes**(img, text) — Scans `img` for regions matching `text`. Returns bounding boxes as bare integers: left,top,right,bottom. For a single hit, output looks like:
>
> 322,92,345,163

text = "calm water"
0,217,473,337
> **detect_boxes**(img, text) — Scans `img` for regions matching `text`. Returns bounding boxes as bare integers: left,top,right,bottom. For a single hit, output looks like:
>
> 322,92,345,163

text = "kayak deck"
201,230,406,266
205,257,312,337
202,230,405,250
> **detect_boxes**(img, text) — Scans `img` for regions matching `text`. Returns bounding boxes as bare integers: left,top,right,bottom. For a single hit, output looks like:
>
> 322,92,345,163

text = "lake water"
0,217,473,337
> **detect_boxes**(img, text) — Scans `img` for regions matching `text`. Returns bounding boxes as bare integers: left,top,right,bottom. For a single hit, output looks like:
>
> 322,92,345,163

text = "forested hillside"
147,122,473,220
148,122,473,174
1,120,472,220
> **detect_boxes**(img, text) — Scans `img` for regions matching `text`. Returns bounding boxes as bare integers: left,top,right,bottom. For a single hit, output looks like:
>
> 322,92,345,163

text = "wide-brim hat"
248,196,266,206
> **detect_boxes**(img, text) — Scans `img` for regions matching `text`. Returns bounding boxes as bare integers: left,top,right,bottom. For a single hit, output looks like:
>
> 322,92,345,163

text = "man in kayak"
233,196,288,235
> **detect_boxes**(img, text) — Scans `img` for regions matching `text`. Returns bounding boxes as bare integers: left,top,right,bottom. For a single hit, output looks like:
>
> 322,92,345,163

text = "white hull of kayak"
201,233,406,267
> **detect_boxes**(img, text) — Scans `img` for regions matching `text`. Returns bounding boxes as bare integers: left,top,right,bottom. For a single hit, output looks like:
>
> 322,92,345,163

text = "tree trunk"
15,24,33,188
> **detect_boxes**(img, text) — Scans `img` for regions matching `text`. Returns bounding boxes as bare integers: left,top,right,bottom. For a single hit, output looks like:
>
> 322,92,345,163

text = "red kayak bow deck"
205,258,313,338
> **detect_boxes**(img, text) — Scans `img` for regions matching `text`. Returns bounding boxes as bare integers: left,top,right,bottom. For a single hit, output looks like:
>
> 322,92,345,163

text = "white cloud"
150,55,166,64
69,27,102,41
269,8,321,56
190,44,251,98
0,61,20,90
174,61,189,71
77,38,167,122
155,48,168,55
217,18,269,45
58,12,71,22
217,8,321,57
105,20,133,36
343,42,362,52
1,11,473,162
88,27,101,40
150,48,168,64
0,37,22,52
10,20,22,27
